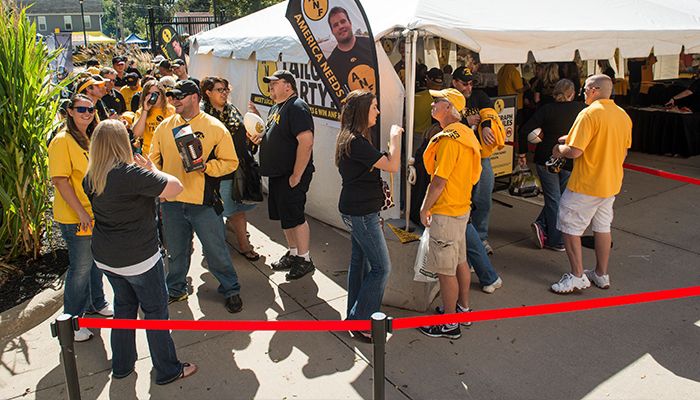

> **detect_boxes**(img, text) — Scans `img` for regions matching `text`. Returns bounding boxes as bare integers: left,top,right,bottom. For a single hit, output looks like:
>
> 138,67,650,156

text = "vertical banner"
285,0,380,113
490,95,516,177
47,33,73,76
158,26,186,61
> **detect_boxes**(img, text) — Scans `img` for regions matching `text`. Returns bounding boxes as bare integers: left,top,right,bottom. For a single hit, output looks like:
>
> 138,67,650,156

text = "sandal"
179,362,198,380
238,248,260,261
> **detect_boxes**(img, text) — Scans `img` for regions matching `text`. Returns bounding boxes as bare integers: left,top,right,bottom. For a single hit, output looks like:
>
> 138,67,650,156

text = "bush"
0,3,66,261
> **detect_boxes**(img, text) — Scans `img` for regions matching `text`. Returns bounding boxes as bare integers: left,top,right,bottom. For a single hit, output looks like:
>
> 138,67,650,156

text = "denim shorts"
220,179,257,218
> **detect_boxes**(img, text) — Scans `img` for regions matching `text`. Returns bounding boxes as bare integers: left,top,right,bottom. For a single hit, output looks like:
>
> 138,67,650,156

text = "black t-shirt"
83,163,168,268
114,74,128,88
260,96,315,177
519,101,586,170
338,135,384,216
131,92,141,113
460,89,494,143
327,36,374,94
679,79,700,111
102,89,126,115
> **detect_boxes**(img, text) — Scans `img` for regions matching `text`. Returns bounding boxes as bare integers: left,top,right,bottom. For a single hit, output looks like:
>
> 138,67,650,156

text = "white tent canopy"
193,0,700,63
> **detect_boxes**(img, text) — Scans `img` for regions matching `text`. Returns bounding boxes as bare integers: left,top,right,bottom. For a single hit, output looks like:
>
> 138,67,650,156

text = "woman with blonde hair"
335,90,403,340
518,79,585,251
48,93,111,343
83,120,196,384
132,80,175,155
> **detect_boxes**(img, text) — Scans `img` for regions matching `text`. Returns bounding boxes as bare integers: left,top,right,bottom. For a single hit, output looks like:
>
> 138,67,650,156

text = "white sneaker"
94,305,113,317
584,269,610,289
74,327,94,342
482,277,503,294
551,273,590,294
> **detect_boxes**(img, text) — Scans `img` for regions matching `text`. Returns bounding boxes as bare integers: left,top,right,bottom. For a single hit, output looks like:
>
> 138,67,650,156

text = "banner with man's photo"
285,0,380,112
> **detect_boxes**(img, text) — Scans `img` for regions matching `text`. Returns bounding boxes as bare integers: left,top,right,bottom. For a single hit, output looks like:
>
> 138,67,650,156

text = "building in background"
17,0,104,37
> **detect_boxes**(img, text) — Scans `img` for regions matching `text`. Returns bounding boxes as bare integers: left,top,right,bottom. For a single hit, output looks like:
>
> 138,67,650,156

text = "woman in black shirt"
335,90,403,340
519,79,585,251
83,120,197,385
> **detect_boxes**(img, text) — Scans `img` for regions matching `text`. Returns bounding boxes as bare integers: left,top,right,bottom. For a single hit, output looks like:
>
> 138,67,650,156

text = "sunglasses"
580,86,600,96
72,106,95,114
170,92,194,101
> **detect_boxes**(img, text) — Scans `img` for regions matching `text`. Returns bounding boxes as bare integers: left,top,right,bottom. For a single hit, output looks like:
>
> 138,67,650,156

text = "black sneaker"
285,257,315,280
225,294,243,313
418,324,461,339
271,251,295,271
168,293,188,304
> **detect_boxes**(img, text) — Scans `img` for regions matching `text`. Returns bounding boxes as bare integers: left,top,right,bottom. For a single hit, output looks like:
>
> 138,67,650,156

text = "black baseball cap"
427,67,444,84
262,69,297,88
452,66,475,83
86,58,100,67
125,72,139,85
166,80,200,97
112,55,127,65
172,59,186,67
158,59,172,69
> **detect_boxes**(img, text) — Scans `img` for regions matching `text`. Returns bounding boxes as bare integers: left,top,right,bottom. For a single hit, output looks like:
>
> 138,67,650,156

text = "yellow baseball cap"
429,88,466,112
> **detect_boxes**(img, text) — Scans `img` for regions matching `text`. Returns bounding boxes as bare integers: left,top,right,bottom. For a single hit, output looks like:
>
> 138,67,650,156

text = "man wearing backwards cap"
452,66,498,255
418,88,482,340
150,80,244,313
112,56,129,87
248,69,316,281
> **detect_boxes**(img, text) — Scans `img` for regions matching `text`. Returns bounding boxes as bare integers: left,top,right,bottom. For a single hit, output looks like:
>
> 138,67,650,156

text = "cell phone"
148,92,159,105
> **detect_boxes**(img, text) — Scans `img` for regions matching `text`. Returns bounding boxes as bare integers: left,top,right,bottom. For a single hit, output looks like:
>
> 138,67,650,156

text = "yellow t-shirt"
119,85,141,112
497,64,524,109
150,112,239,205
423,122,482,216
134,104,176,154
47,130,93,224
414,90,434,136
566,99,632,198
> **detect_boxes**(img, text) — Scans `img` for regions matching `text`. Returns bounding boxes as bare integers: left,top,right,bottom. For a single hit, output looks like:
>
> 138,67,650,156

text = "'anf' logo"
348,64,376,94
303,0,328,21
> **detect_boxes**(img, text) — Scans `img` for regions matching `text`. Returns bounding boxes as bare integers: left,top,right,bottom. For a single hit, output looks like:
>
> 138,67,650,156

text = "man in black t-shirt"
112,56,129,88
100,67,126,116
249,70,315,280
326,6,375,95
666,78,700,111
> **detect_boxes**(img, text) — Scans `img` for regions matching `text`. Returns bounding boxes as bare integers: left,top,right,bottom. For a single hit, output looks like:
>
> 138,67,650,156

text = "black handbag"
232,159,263,204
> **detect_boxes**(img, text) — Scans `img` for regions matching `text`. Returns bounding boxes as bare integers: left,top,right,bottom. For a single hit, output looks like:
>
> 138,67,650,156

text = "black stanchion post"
371,312,392,400
50,314,82,400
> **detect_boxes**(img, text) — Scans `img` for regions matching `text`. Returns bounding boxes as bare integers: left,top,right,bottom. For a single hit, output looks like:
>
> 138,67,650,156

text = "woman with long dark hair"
335,90,403,340
83,120,196,384
201,76,260,260
48,94,111,342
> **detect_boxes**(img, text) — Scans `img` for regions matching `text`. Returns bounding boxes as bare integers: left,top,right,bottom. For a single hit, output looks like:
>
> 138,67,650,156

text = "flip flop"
178,362,198,380
238,248,260,261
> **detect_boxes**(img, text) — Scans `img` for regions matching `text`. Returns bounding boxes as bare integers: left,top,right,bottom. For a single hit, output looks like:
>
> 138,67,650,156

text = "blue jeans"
59,223,107,316
103,259,183,384
472,158,495,242
535,164,571,247
160,202,240,298
341,213,392,320
466,222,499,286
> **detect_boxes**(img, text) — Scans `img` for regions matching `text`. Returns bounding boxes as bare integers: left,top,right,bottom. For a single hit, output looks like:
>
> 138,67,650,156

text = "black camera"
148,92,159,105
546,156,566,174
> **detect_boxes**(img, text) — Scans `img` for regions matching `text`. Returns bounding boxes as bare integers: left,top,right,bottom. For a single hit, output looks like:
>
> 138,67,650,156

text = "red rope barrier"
79,286,700,332
624,163,700,186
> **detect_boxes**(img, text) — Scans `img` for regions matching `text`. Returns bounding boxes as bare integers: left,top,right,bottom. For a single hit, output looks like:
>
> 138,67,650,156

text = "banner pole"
371,312,392,400
50,314,82,400
404,31,418,231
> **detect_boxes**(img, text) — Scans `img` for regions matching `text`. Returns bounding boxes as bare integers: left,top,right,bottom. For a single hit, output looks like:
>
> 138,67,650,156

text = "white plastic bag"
413,228,437,282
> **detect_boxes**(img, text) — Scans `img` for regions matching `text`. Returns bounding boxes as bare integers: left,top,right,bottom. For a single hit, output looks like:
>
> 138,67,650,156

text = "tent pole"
403,30,418,231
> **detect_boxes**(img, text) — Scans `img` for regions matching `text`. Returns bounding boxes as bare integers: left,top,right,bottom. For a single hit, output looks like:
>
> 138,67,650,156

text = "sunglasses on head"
72,106,95,114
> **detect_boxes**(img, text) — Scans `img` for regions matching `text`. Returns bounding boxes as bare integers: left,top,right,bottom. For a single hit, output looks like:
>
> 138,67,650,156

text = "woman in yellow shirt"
48,94,111,342
133,80,175,155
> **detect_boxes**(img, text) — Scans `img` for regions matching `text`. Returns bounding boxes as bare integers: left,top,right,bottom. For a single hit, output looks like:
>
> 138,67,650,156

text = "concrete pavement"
0,151,698,399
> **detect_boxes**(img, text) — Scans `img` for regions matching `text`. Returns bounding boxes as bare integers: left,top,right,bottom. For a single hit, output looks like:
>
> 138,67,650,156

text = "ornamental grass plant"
0,3,67,262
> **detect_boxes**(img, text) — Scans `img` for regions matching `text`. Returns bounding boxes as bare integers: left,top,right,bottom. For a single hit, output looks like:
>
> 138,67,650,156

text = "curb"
0,273,65,341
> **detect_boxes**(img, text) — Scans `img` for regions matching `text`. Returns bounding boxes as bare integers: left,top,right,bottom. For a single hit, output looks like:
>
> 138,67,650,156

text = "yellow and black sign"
303,0,328,21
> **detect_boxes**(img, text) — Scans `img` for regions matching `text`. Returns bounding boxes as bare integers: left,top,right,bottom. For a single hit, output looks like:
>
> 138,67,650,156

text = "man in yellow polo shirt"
150,80,243,313
418,88,482,339
551,75,632,294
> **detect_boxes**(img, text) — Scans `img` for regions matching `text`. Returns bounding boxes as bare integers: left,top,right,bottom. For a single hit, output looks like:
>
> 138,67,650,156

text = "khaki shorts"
425,213,469,277
557,189,615,236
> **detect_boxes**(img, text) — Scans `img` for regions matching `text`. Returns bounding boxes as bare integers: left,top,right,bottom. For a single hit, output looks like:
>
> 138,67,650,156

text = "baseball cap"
427,67,444,84
112,55,127,65
166,80,200,97
86,58,99,67
158,59,171,69
172,59,186,67
77,77,107,93
152,54,166,64
92,74,110,83
124,72,139,86
429,88,466,112
262,70,297,89
452,66,475,83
